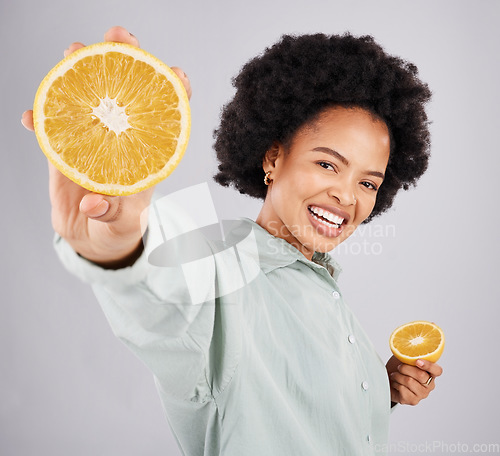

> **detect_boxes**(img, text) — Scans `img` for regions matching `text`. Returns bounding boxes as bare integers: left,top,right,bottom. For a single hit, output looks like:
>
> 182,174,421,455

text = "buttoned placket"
330,284,374,451
301,256,376,452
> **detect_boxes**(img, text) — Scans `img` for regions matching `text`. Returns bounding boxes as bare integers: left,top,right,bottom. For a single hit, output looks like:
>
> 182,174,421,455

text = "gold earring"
264,171,272,185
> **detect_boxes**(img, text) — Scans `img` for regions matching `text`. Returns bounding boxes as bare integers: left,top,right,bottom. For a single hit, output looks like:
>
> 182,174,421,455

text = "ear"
262,141,283,172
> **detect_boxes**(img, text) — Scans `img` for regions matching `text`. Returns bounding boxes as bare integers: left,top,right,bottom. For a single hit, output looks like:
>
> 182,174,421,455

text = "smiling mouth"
307,205,345,229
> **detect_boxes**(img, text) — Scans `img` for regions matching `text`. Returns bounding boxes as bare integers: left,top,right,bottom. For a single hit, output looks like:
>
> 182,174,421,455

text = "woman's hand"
386,355,443,406
21,26,192,267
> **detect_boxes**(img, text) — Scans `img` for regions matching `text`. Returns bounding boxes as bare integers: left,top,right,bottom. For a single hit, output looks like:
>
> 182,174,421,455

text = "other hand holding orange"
387,321,444,406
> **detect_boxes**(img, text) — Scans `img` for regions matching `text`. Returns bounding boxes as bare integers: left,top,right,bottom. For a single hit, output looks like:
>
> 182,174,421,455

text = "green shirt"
54,193,390,456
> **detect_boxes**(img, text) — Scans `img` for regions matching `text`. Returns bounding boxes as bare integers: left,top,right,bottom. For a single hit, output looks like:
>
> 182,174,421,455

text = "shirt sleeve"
53,184,242,403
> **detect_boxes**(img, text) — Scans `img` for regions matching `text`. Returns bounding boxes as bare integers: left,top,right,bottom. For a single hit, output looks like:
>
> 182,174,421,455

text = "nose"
327,181,357,206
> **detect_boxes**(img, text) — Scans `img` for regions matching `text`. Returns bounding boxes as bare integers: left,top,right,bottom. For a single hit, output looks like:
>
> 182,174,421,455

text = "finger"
391,371,432,396
64,42,85,57
398,364,433,385
416,359,443,378
104,26,140,47
79,193,122,222
21,110,34,131
391,381,420,406
171,67,192,100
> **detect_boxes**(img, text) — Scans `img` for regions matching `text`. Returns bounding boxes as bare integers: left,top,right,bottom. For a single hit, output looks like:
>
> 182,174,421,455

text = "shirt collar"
240,218,342,281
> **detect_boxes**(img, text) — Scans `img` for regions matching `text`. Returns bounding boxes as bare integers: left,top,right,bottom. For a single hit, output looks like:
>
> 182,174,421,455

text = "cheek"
273,166,310,205
354,195,378,224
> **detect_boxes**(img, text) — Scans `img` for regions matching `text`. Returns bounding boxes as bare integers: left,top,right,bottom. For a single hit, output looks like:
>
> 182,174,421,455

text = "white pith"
309,206,344,226
410,336,425,346
92,96,130,135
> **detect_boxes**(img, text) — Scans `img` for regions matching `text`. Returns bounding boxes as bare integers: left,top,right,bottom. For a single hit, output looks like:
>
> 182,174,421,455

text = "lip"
308,204,351,225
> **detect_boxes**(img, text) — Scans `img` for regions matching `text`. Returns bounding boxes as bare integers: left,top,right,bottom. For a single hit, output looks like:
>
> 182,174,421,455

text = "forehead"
290,106,391,162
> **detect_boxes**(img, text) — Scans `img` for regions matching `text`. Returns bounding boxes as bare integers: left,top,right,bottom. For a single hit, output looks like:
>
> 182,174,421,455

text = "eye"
318,161,336,171
361,181,378,191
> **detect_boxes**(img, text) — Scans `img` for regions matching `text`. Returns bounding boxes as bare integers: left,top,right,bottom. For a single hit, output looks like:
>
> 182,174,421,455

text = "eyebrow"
312,146,386,180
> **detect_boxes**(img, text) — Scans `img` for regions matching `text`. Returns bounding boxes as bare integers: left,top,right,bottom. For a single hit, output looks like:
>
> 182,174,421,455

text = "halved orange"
33,42,190,195
389,321,445,366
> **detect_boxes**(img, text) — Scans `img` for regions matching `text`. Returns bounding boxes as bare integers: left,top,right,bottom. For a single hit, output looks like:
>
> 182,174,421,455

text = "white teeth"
311,212,340,228
309,206,344,225
328,211,343,224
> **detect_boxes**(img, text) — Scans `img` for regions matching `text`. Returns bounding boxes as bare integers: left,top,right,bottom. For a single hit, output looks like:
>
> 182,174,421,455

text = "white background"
1,0,499,454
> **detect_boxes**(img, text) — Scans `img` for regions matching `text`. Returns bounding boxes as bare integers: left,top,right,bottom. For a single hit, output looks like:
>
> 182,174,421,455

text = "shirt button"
361,381,369,391
348,334,356,344
367,435,372,443
332,291,340,299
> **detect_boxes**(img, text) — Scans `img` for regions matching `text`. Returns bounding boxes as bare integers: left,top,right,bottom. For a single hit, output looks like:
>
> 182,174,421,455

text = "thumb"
79,193,122,222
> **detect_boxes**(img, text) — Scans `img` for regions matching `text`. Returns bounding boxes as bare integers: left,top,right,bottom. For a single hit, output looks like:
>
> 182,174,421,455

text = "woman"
22,26,443,456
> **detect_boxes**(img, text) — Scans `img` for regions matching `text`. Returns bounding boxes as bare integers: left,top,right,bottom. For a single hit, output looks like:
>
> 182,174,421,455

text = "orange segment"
33,42,190,195
389,321,445,366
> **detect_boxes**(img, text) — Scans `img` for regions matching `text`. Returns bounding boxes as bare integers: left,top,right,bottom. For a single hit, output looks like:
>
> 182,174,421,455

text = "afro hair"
213,33,431,222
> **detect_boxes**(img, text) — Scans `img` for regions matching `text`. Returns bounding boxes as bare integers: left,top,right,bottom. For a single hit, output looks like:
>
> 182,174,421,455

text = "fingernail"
397,364,402,371
416,360,425,367
89,199,109,218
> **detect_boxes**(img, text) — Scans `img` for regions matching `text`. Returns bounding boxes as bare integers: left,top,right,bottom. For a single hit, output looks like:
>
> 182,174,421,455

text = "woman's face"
256,106,391,260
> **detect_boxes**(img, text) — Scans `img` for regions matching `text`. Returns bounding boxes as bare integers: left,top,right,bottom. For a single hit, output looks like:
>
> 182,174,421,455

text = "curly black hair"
213,33,431,223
